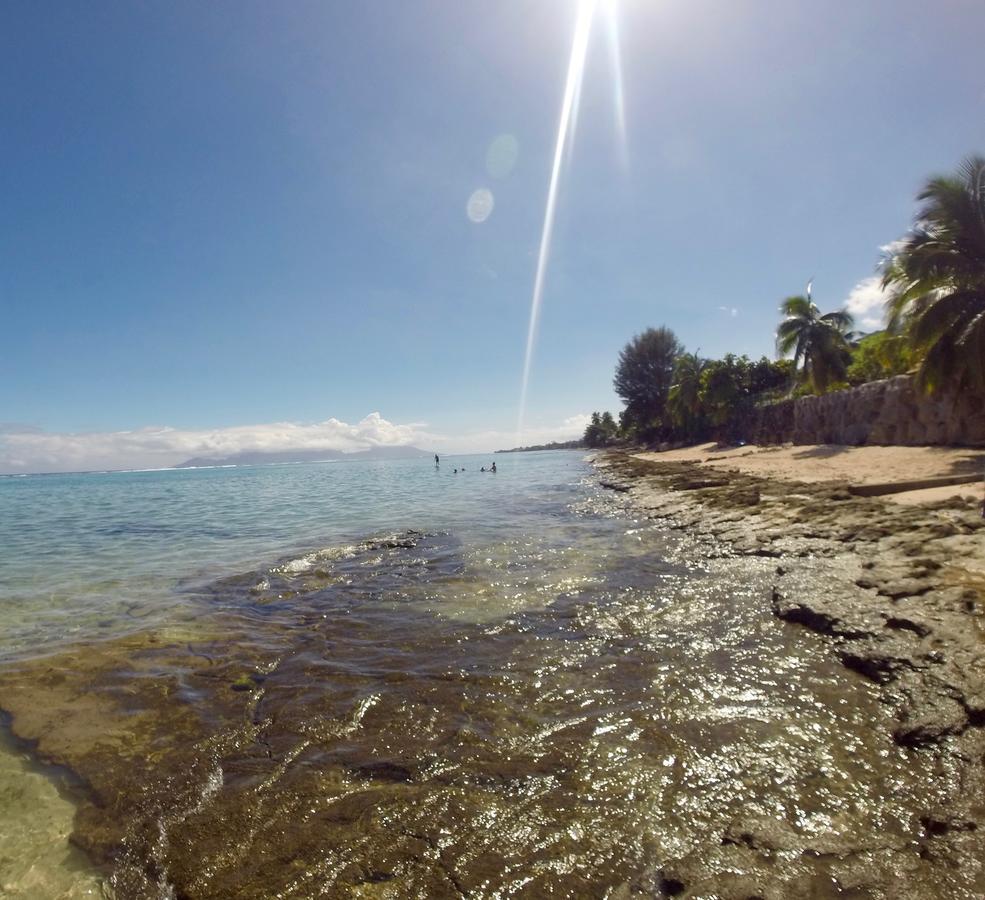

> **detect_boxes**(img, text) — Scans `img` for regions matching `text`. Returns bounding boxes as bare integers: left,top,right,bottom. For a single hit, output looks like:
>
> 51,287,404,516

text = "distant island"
495,440,586,454
174,445,433,468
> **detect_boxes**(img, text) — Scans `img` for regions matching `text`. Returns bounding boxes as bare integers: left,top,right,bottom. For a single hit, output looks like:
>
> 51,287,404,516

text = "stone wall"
748,375,985,448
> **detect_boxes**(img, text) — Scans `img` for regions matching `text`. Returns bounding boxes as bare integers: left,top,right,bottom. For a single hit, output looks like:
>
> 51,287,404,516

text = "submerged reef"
1,483,984,897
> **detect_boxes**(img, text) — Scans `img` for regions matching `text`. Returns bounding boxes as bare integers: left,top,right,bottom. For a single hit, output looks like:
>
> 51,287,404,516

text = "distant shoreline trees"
584,154,984,450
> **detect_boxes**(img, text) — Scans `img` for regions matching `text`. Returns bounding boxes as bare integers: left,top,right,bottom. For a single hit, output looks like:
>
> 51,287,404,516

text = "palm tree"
775,295,854,394
668,351,706,438
882,155,985,393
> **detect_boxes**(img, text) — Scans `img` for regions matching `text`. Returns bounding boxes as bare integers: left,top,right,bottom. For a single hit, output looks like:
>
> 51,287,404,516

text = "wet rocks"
722,815,802,853
596,449,985,897
596,451,985,736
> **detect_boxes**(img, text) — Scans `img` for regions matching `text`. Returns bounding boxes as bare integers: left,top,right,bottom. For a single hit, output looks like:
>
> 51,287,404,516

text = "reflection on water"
0,455,972,896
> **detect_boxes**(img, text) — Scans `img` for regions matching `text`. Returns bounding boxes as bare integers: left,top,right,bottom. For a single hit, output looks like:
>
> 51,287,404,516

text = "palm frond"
820,309,854,333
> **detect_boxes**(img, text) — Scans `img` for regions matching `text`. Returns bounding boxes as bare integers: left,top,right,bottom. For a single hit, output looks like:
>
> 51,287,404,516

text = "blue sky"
2,0,983,472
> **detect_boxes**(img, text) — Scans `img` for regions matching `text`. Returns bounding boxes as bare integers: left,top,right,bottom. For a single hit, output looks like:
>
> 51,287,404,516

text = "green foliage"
617,408,638,442
775,295,854,393
747,356,795,398
667,352,707,440
613,327,682,436
699,355,747,428
846,331,912,385
667,353,795,442
583,411,620,448
882,155,985,394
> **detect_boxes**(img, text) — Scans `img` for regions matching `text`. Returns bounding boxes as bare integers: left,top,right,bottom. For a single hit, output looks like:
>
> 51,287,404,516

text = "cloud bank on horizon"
0,413,591,475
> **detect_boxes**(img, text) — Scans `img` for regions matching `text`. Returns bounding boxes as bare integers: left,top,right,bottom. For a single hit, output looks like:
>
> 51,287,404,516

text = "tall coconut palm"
775,296,854,394
882,155,985,393
668,351,706,438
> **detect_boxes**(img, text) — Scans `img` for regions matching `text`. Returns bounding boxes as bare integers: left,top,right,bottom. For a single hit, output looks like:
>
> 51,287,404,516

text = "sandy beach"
635,442,985,505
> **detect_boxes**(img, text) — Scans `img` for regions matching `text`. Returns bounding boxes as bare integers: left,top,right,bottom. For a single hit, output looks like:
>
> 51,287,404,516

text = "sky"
2,0,984,473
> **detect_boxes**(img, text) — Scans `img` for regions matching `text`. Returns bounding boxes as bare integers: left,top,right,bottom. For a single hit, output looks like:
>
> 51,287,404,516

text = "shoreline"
594,446,985,893
2,448,984,896
632,441,985,505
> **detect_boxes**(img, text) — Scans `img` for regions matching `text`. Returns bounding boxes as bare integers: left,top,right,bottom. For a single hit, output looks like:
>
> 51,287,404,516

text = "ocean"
0,452,591,662
0,451,953,897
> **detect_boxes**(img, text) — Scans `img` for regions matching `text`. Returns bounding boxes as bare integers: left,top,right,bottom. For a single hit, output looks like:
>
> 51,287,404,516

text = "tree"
747,356,795,398
668,351,707,440
699,354,749,436
846,331,911,385
613,327,682,434
882,155,985,393
599,411,618,442
583,411,619,448
775,296,854,393
584,412,603,448
617,408,638,442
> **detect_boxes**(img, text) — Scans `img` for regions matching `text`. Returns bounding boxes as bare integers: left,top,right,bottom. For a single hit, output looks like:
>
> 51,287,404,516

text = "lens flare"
467,188,495,223
604,0,628,169
516,0,597,438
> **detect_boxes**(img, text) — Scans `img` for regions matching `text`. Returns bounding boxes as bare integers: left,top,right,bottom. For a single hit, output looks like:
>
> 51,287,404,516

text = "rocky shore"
596,448,985,896
3,451,985,898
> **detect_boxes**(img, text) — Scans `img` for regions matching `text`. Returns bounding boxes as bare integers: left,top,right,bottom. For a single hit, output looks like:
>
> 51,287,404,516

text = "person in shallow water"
491,461,497,473
434,454,439,466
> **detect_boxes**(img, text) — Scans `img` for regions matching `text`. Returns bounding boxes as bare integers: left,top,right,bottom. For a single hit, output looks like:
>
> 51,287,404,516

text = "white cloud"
840,238,906,332
0,412,593,474
562,413,592,431
879,238,907,257
0,413,427,474
845,275,889,330
717,306,739,317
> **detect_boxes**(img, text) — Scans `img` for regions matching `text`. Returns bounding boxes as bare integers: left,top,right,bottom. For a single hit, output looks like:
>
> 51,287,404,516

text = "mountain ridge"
174,445,433,468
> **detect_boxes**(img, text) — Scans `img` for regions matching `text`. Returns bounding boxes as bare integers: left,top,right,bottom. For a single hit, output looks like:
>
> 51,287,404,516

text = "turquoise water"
0,452,582,661
0,450,969,897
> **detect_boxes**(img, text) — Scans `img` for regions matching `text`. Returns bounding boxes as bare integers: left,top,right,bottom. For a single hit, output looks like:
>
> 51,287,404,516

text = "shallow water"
0,725,107,898
0,453,970,896
0,453,583,661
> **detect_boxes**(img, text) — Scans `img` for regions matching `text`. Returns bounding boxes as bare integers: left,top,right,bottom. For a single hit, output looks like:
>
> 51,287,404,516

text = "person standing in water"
490,461,497,473
434,454,439,467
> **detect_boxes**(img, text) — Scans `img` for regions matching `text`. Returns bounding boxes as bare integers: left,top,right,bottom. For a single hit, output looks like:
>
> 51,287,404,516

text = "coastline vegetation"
496,438,586,453
585,154,985,449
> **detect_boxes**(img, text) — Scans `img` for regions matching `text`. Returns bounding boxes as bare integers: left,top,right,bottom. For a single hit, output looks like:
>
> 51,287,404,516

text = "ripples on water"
0,453,962,897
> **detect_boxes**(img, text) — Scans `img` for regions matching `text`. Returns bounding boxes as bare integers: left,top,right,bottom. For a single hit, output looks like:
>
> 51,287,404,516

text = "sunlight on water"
0,453,975,897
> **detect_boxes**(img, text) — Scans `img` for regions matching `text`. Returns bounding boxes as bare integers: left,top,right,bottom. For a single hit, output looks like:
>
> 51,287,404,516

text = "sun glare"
516,0,627,440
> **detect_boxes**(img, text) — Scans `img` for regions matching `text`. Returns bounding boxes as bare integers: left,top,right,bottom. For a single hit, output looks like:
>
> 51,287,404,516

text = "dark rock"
838,646,917,684
722,816,802,853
